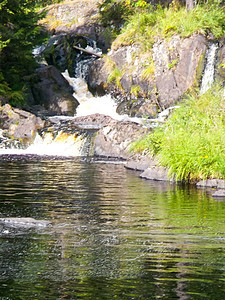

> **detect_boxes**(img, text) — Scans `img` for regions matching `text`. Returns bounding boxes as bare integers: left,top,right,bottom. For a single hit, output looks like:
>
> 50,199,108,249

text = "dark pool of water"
0,157,225,299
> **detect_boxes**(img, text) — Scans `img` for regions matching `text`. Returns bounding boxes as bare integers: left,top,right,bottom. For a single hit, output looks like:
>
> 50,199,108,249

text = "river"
0,157,225,299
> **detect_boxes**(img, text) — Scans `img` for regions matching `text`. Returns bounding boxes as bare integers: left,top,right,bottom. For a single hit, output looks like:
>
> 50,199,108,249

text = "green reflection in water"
0,158,225,299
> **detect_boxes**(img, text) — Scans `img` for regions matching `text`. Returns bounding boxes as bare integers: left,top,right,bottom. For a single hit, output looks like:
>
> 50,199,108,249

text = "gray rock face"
216,41,225,83
87,34,208,116
32,65,79,116
153,34,207,108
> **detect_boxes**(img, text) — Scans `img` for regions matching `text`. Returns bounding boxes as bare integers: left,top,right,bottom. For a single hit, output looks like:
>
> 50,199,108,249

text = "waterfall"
200,42,218,94
0,127,97,157
0,37,142,158
62,71,142,124
74,40,102,79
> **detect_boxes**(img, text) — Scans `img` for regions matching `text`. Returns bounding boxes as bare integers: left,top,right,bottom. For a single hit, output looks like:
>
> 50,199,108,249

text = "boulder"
94,118,148,159
125,154,158,172
31,65,79,116
196,179,225,189
71,113,113,129
140,166,175,182
0,104,45,144
0,218,51,229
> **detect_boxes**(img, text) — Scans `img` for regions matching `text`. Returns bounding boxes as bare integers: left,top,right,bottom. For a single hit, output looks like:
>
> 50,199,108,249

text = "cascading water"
0,37,144,157
0,127,97,157
200,42,218,94
62,70,141,123
73,39,102,79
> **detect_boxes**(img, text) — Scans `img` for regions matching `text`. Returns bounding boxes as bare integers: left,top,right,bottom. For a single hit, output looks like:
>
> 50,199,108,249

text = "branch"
73,45,102,58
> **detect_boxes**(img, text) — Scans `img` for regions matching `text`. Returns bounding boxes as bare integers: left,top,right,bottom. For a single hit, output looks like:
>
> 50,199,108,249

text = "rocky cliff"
36,1,225,119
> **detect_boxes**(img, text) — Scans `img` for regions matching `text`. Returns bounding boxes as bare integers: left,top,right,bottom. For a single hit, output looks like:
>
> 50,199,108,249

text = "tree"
0,0,46,106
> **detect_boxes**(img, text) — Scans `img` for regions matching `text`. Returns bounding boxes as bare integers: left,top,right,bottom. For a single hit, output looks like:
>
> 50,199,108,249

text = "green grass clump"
113,4,225,51
130,85,225,181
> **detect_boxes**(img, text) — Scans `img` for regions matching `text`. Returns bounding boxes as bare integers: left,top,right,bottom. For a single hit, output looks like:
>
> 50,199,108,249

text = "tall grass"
130,85,225,181
113,4,225,51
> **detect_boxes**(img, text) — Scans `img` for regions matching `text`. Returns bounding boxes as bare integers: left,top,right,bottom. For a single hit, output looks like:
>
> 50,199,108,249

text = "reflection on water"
0,157,225,299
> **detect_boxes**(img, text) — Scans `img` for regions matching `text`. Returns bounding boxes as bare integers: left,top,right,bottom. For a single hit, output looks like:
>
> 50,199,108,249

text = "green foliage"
0,0,47,106
168,58,179,69
98,0,132,30
130,84,141,97
141,58,155,80
130,85,225,181
98,0,151,37
107,65,123,89
113,3,225,51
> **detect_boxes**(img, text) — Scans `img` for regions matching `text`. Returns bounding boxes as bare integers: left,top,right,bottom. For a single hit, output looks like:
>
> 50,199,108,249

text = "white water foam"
0,131,85,157
62,71,142,124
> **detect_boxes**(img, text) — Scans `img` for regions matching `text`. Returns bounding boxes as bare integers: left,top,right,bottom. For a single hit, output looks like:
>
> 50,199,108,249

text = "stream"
0,158,225,299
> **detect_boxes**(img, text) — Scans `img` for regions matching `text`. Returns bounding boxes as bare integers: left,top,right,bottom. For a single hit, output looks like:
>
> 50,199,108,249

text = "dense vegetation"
99,0,225,51
130,85,225,181
0,0,64,107
0,0,48,106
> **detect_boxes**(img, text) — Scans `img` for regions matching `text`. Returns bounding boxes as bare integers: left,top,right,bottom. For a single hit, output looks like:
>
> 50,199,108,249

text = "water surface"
0,157,225,299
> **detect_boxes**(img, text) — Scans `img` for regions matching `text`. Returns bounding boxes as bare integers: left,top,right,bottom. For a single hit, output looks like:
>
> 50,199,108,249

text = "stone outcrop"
152,34,207,108
87,34,207,116
139,166,174,182
31,65,79,116
94,118,148,159
0,104,45,144
212,190,225,198
40,0,111,51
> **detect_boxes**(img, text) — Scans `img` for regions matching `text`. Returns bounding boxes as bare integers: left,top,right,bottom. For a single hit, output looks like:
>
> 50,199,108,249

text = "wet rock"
0,217,51,229
196,179,225,189
140,166,175,182
43,34,99,77
126,154,158,172
72,113,113,128
31,65,79,116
